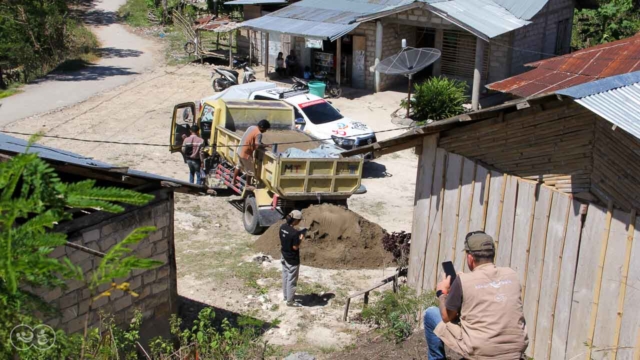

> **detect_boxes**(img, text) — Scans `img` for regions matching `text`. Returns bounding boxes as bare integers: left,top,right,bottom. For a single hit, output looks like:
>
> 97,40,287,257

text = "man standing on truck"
280,210,305,307
233,119,270,189
182,124,204,185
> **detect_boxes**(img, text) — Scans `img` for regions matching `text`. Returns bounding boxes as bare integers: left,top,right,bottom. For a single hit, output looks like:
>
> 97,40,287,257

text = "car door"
170,102,196,153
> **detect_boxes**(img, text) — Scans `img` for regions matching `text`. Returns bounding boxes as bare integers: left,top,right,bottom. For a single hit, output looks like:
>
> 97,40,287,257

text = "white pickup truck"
200,82,377,152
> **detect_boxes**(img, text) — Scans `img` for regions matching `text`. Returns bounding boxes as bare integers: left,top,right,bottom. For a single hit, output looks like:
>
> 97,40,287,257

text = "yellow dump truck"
169,99,363,234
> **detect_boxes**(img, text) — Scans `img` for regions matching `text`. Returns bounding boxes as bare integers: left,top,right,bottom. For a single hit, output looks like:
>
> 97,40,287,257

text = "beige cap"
464,231,495,252
289,210,303,220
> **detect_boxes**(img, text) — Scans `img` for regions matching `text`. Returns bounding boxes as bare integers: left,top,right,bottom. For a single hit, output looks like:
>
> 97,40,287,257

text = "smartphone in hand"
442,261,457,284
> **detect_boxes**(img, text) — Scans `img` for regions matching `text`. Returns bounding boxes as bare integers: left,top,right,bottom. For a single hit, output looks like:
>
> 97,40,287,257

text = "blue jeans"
424,306,446,360
187,160,201,184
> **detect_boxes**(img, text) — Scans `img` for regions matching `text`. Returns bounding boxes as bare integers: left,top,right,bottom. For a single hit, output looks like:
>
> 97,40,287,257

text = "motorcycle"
212,59,256,92
291,72,342,98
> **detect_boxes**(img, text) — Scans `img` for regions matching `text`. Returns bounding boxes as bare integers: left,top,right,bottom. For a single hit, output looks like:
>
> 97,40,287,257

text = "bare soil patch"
326,330,426,360
254,204,394,269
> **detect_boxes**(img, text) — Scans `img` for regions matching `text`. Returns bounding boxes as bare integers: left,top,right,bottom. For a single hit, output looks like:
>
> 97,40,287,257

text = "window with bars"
441,30,489,83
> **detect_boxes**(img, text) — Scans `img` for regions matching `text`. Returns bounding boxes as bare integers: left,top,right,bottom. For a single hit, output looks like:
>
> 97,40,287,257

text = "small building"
224,0,295,62
0,134,202,343
240,0,575,108
343,72,640,359
487,33,640,99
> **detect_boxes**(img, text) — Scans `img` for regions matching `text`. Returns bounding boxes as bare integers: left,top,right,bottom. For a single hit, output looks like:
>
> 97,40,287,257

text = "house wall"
510,0,575,75
438,100,596,193
592,118,640,212
37,190,177,343
409,135,640,359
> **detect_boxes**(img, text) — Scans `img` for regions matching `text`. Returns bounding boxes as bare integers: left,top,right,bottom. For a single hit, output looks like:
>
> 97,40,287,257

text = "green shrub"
401,76,468,123
361,286,437,343
119,0,153,27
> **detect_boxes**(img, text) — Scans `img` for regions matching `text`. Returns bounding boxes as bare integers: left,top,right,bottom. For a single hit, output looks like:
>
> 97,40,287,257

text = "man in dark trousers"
280,210,305,307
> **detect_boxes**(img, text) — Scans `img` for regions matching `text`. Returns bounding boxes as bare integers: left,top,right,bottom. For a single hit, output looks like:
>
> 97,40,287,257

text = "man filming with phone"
423,231,528,360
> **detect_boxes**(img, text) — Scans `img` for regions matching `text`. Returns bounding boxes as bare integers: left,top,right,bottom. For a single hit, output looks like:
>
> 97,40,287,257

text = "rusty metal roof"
487,34,640,98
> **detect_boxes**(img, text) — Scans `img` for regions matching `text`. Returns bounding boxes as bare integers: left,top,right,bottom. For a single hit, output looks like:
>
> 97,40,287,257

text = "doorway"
414,27,436,83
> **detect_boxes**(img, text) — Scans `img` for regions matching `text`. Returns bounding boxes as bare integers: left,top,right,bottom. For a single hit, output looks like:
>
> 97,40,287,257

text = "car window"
253,95,272,100
294,107,304,120
299,100,343,125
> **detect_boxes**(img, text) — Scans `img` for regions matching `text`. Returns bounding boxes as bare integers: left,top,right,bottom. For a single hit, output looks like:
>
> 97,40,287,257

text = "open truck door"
170,102,197,153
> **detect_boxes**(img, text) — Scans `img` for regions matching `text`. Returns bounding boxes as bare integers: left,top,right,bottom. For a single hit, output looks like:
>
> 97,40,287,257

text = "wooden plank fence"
408,138,640,359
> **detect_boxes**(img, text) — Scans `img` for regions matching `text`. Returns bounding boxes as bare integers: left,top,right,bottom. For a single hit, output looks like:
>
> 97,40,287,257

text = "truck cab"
248,88,378,151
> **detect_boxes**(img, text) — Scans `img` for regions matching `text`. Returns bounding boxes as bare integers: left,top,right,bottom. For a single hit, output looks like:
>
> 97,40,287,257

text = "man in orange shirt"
233,119,270,189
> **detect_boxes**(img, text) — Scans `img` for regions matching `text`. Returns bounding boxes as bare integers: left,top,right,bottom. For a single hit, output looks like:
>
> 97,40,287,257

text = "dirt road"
0,0,159,126
3,64,418,356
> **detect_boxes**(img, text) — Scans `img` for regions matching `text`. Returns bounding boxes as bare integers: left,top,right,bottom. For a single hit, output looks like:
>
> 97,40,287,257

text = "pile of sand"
254,204,393,269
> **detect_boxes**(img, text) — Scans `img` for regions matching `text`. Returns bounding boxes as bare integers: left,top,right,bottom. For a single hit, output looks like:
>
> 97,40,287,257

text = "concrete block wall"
488,33,512,84
348,22,376,90
38,198,177,338
511,0,574,75
379,23,416,91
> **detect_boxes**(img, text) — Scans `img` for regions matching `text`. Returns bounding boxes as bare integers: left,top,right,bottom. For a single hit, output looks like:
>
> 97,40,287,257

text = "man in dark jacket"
280,210,305,307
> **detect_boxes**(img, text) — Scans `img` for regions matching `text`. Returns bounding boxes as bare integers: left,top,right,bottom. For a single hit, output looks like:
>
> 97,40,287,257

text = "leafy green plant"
83,310,143,360
361,286,437,343
0,137,160,358
149,308,273,359
401,77,468,123
572,0,640,50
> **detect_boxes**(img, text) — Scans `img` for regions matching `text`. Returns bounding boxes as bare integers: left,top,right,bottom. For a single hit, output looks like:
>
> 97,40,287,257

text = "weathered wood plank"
466,165,490,272
566,204,609,359
550,200,587,359
522,185,554,357
532,192,571,360
591,209,631,359
495,176,518,267
586,202,615,360
437,153,463,281
485,171,505,240
615,215,640,360
453,159,476,272
421,149,447,292
510,180,537,286
408,135,438,288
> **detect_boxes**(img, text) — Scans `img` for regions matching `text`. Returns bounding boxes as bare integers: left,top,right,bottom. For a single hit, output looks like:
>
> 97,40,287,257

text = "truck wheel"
243,196,265,235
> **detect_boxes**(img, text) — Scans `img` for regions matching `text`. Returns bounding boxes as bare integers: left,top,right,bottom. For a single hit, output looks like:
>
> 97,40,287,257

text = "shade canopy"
375,47,441,76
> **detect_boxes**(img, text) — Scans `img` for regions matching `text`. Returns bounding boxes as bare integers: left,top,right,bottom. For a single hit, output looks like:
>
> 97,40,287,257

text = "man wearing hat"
423,231,529,359
280,210,305,307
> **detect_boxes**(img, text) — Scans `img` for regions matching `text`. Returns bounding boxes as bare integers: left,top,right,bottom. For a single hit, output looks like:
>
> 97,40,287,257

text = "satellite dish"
375,47,441,116
375,47,441,76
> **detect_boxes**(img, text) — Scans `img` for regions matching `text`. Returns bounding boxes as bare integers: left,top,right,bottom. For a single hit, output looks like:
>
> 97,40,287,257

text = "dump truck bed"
215,126,362,200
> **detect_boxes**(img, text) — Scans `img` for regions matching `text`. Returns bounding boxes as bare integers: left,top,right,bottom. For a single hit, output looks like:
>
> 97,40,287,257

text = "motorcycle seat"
217,68,239,77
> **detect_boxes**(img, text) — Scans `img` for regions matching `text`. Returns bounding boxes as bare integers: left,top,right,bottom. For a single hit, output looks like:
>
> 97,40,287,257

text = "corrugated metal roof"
490,0,548,20
487,34,640,97
225,0,286,5
425,0,530,39
557,71,640,140
0,134,202,190
243,0,547,41
241,0,413,40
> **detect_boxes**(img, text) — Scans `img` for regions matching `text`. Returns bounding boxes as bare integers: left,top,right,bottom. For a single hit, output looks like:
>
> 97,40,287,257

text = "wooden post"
249,30,252,66
336,36,342,86
216,32,220,50
363,291,369,308
229,31,233,68
471,37,485,110
433,29,443,77
407,74,412,116
375,20,383,92
264,32,269,78
343,298,351,321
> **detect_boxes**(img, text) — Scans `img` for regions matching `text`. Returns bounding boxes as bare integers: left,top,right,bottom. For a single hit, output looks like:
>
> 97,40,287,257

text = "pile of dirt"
254,204,393,269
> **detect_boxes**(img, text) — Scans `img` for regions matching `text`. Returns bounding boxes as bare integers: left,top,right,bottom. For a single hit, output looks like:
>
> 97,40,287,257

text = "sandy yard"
3,58,419,356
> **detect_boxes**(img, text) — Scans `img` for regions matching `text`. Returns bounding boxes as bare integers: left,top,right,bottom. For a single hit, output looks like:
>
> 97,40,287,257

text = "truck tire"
243,195,265,235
